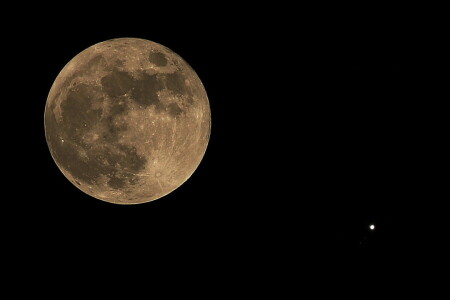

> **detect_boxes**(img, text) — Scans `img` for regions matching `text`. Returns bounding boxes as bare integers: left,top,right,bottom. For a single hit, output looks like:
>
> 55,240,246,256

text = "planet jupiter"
44,38,211,204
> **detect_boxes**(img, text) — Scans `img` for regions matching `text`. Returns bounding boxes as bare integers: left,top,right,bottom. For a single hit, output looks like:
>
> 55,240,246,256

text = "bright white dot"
369,224,375,230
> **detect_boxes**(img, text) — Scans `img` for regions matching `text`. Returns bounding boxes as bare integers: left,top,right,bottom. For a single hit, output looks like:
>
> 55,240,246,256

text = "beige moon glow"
44,38,211,204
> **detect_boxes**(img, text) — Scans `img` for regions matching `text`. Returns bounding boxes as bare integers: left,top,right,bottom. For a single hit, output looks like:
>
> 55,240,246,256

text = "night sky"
4,3,444,285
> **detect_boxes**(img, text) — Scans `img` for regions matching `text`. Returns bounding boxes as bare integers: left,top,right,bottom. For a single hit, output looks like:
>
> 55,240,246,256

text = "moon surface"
44,38,211,204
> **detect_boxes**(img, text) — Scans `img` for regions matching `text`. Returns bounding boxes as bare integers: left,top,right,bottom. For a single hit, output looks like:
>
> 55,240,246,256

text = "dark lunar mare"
130,73,162,109
149,52,168,66
101,67,193,116
46,81,147,189
101,69,134,98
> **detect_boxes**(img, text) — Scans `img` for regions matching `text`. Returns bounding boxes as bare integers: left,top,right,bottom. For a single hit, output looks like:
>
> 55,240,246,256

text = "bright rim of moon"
44,38,211,204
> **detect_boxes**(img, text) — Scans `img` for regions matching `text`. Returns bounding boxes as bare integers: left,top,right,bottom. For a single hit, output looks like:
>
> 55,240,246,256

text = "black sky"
3,3,446,286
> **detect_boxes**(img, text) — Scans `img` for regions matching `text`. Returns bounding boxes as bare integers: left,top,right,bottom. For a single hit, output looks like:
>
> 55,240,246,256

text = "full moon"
44,38,211,204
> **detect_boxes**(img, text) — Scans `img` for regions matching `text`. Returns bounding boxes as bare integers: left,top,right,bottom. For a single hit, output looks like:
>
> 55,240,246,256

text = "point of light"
369,224,375,230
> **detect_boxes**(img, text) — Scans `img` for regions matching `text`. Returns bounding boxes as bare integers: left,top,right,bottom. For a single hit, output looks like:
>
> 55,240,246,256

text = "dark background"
3,2,446,288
